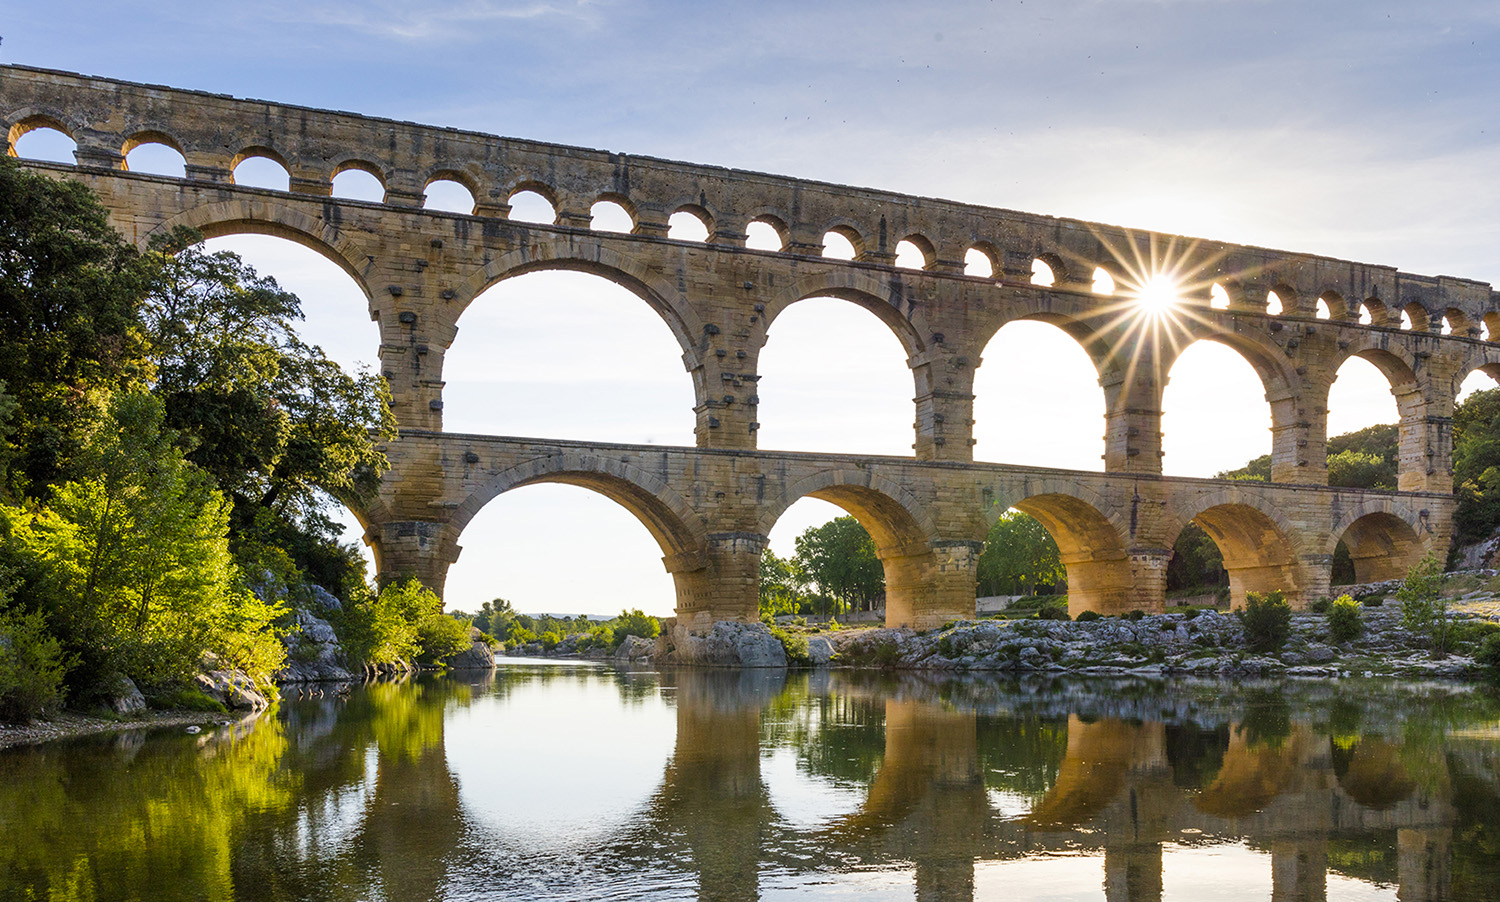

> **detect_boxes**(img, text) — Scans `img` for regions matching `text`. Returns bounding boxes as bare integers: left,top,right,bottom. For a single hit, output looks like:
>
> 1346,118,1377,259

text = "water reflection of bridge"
253,671,1489,902
623,671,1460,901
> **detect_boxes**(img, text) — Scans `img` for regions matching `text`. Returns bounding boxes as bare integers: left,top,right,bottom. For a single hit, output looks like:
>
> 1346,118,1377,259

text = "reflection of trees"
0,719,291,901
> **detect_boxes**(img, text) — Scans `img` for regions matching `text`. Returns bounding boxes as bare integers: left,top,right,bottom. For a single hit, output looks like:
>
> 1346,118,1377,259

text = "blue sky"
8,2,1500,615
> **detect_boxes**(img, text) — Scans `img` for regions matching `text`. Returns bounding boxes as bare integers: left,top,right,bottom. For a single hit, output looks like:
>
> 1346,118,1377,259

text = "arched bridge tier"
371,432,1453,626
1,65,1473,626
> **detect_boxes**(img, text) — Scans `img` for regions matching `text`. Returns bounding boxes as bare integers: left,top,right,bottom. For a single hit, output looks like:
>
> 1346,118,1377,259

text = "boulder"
447,629,496,670
614,635,656,662
807,636,834,666
276,609,356,683
106,674,146,716
665,622,787,667
195,669,270,711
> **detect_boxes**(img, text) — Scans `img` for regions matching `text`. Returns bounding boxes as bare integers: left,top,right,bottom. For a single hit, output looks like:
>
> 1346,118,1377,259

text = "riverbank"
0,709,251,751
502,603,1500,679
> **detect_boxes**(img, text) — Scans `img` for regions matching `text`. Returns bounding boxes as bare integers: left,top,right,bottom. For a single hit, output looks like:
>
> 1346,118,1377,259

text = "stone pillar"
674,533,764,632
1104,842,1163,902
1269,385,1329,485
1397,411,1453,494
692,329,759,452
1126,548,1171,614
375,520,458,591
1101,366,1164,475
1271,840,1327,902
911,337,977,462
377,304,447,431
1397,827,1451,902
884,540,979,629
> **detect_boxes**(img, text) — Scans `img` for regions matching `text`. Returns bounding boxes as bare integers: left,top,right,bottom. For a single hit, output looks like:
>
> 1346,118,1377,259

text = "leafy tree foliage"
1396,553,1450,656
976,510,1063,597
5,392,285,698
139,229,395,600
1453,388,1500,545
0,156,147,497
1166,522,1227,592
794,516,884,613
759,548,808,616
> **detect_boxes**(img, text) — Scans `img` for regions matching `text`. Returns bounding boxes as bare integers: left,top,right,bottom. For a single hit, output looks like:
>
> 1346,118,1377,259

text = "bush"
1476,633,1500,671
1125,609,1146,622
337,577,435,666
1075,610,1102,623
580,624,615,649
1309,597,1332,614
0,607,67,723
1396,554,1450,656
612,609,661,645
1038,603,1070,621
415,613,472,665
1239,590,1292,653
1327,594,1362,643
767,624,810,665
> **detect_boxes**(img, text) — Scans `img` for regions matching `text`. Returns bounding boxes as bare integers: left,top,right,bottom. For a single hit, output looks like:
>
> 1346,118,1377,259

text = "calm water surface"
3,661,1500,901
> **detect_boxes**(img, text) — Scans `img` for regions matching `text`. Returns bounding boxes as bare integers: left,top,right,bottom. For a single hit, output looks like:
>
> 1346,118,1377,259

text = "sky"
7,1,1500,616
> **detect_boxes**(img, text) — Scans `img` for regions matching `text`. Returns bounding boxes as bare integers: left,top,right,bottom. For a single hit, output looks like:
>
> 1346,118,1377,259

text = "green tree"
1166,522,1227,592
1396,553,1450,657
0,156,148,498
977,510,1064,597
1217,423,1398,487
18,392,284,696
759,548,808,616
339,577,437,667
1453,388,1500,544
793,516,883,614
138,230,396,599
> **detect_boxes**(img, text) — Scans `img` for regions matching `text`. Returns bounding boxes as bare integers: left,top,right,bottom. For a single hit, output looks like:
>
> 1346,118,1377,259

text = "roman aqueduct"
5,64,1494,629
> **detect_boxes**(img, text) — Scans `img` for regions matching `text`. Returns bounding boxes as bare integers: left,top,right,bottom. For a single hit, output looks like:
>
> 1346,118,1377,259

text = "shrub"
580,625,615,649
1038,604,1070,621
1125,609,1146,622
1327,594,1363,643
1309,597,1332,614
538,630,563,651
1476,633,1500,671
767,624,810,665
613,609,661,645
1075,610,1102,623
337,578,430,666
0,607,67,723
1239,590,1292,653
415,613,472,665
1396,554,1450,656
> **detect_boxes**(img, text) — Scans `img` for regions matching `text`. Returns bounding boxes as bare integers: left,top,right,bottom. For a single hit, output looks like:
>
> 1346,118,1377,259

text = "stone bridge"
4,64,1492,626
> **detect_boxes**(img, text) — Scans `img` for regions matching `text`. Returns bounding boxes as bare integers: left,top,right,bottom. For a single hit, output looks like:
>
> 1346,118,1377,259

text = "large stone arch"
456,237,705,367
148,199,377,299
1329,499,1430,584
757,467,944,627
1166,490,1310,608
759,269,932,361
455,452,706,562
993,483,1135,617
1326,338,1432,490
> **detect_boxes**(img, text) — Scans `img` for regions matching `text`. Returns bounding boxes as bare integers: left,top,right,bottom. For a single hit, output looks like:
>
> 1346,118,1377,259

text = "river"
2,661,1499,901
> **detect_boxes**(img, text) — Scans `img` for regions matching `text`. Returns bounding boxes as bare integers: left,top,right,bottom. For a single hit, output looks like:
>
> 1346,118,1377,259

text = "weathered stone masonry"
4,64,1491,628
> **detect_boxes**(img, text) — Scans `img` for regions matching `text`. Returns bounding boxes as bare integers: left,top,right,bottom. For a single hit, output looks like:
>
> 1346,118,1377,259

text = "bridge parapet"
5,64,1500,333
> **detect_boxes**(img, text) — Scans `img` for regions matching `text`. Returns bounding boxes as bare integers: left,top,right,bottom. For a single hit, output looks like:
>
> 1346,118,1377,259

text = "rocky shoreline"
11,591,1497,750
506,605,1500,679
